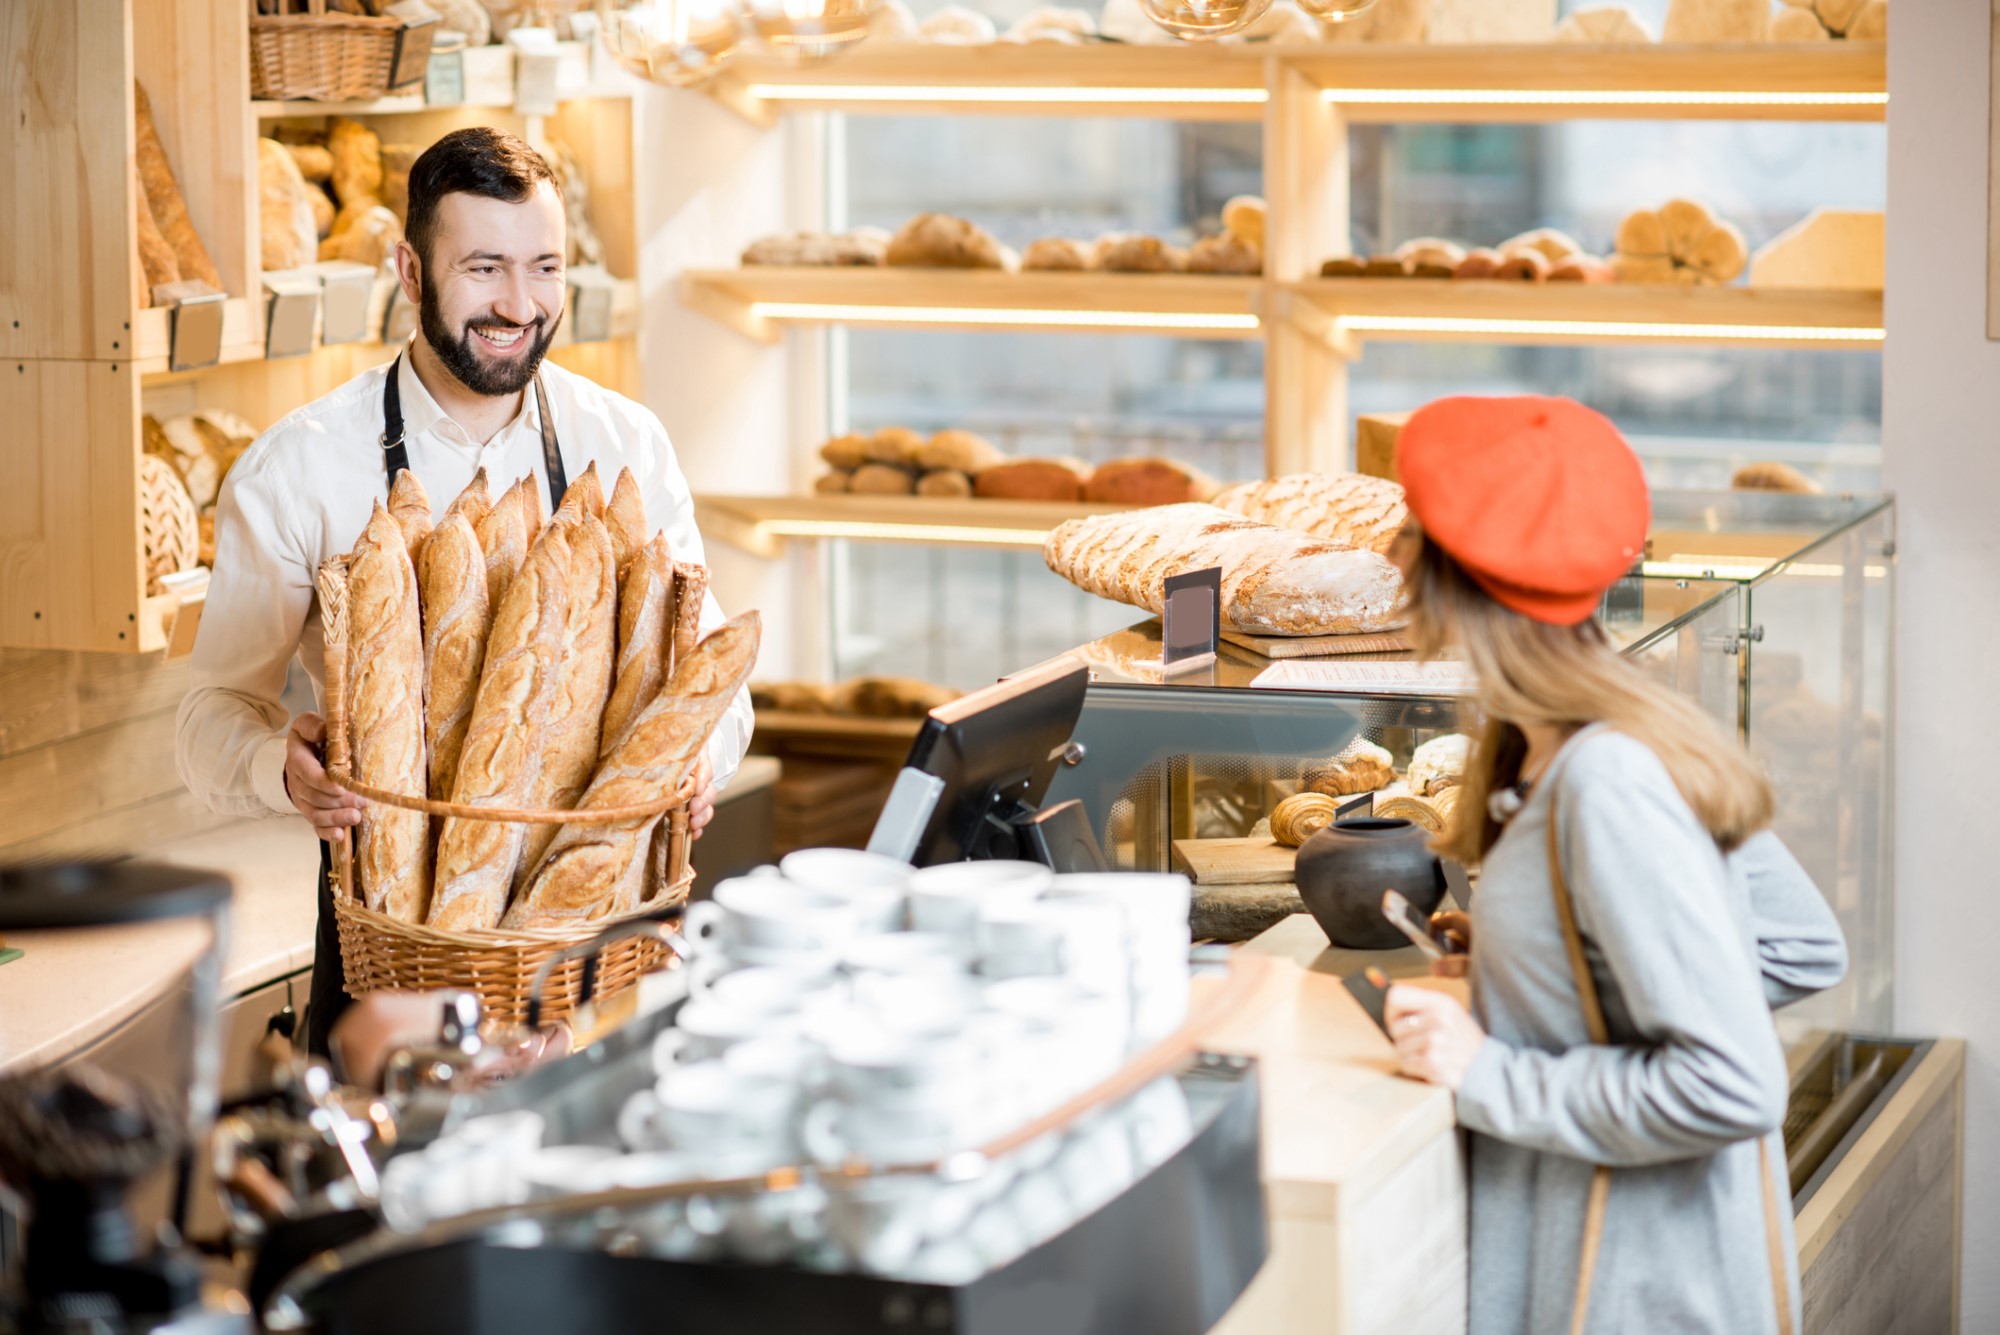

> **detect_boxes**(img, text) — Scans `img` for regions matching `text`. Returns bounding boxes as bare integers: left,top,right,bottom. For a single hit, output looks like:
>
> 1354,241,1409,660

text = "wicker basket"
249,0,438,103
317,554,701,1027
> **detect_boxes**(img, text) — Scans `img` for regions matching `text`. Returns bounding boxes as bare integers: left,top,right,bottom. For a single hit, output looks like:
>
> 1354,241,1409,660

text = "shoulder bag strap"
1545,783,1794,1335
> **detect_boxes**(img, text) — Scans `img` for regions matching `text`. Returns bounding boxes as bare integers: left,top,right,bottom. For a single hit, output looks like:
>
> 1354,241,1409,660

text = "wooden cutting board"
1220,629,1414,660
1172,837,1299,886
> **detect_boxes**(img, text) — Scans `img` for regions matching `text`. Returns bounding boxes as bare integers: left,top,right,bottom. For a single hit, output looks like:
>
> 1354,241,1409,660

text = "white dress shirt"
175,350,754,821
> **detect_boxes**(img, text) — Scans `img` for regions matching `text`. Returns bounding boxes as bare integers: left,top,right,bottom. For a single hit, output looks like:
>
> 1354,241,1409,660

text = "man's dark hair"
404,127,559,271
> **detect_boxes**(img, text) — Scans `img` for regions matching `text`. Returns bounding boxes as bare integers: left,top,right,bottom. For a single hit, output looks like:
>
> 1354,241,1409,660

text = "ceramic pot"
1294,817,1444,950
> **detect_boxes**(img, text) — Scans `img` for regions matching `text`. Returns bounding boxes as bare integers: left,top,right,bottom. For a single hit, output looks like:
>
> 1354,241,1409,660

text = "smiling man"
175,128,752,1054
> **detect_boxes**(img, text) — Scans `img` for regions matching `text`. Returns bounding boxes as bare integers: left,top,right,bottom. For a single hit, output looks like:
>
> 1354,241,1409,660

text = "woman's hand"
1384,985,1487,1090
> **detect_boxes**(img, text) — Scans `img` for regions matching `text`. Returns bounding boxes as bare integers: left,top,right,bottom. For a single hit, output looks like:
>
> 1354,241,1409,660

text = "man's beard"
420,282,561,396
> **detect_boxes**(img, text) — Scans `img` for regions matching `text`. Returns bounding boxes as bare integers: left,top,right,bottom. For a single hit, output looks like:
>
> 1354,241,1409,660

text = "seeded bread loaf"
418,511,490,844
347,504,431,922
507,611,762,928
1210,473,1408,555
429,525,573,932
1043,503,1405,637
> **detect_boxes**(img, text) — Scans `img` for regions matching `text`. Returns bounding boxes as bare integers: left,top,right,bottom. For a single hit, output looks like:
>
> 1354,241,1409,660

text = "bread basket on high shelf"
316,554,698,1028
249,0,438,104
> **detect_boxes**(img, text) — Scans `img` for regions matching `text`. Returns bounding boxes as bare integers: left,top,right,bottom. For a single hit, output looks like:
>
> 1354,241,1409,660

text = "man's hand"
285,713,365,844
687,754,716,839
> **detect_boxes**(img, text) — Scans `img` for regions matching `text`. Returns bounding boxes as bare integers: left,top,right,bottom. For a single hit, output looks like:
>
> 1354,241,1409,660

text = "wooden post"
1262,59,1351,478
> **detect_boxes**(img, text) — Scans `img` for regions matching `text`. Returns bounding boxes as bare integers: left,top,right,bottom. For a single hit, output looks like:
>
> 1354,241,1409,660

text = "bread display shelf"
751,710,928,743
696,493,1135,556
709,42,1885,125
682,268,1263,342
251,39,635,119
1292,278,1885,348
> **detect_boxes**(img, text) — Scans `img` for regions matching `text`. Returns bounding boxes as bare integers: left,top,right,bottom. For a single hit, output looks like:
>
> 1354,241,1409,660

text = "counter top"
0,816,321,1075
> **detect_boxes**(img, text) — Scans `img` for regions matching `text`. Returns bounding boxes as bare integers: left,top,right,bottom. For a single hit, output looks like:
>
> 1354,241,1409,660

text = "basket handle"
525,920,691,1031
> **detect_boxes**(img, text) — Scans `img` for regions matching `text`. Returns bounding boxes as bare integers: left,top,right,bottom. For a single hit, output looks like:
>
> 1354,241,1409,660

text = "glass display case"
1024,491,1895,1033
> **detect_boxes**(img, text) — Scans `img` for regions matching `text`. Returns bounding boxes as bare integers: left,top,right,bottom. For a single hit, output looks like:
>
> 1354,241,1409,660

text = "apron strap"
381,352,567,506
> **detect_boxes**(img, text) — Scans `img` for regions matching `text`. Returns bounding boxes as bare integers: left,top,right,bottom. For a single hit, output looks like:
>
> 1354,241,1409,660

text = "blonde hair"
1407,541,1773,864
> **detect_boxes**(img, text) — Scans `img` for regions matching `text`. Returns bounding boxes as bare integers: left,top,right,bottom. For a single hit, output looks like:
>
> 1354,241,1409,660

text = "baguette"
443,467,493,532
602,535,673,755
475,478,528,615
347,503,431,922
134,164,181,303
566,460,607,520
429,525,573,932
1043,503,1405,637
1210,473,1408,555
506,611,762,928
519,473,544,544
604,467,648,572
134,81,224,293
387,469,433,560
418,512,491,839
519,512,619,881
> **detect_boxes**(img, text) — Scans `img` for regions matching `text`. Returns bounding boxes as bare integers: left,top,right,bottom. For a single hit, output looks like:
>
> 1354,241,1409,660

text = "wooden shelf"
752,710,926,744
681,268,1263,341
696,493,1132,556
709,41,1885,124
252,40,635,119
1289,278,1885,348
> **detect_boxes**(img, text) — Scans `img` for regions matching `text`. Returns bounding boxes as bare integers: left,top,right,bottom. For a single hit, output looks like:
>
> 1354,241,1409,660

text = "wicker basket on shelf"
316,555,698,1027
249,0,438,103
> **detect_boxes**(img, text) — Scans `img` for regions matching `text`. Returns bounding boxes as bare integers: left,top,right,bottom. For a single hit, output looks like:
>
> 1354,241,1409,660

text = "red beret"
1396,396,1649,626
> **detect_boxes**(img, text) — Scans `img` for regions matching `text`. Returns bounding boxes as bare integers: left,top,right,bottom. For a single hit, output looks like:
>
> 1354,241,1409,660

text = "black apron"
305,353,568,1056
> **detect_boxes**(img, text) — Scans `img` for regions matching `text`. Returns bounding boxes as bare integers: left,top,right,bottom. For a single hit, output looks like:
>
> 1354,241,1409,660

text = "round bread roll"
1501,228,1583,264
917,469,974,497
1303,738,1395,797
1095,234,1187,273
868,426,927,466
1022,237,1095,271
917,429,1004,474
1222,196,1266,251
886,212,1013,269
820,432,871,469
1492,250,1551,282
1320,256,1367,278
850,463,917,495
814,470,852,494
1453,248,1505,279
1270,792,1341,848
1188,233,1261,275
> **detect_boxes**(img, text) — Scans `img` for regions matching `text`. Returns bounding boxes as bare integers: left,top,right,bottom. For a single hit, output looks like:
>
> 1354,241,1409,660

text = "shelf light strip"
1334,315,1885,343
746,84,1267,105
755,519,1050,547
750,302,1261,332
1321,88,1886,108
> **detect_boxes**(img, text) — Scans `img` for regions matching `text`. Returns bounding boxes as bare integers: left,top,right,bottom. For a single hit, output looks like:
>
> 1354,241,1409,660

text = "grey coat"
1456,728,1847,1335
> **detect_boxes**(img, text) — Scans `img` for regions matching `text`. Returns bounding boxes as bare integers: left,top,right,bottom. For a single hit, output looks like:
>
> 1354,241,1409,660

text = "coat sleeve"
1454,737,1791,1167
1731,832,1848,1009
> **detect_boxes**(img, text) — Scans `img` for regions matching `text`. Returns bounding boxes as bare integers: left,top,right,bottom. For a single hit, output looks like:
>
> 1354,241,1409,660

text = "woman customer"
1378,396,1847,1335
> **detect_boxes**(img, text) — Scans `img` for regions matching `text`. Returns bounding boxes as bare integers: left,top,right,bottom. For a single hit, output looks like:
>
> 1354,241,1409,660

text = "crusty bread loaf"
1095,234,1186,273
429,525,573,932
1043,503,1405,637
850,463,918,495
258,136,319,272
886,213,1015,270
387,469,433,560
475,478,528,615
134,81,224,293
418,512,490,844
602,535,672,755
975,458,1090,502
506,611,763,928
816,470,852,494
917,429,1003,474
1210,473,1408,555
1084,457,1221,507
604,467,647,572
867,426,926,466
519,512,619,882
347,504,431,922
1187,234,1260,276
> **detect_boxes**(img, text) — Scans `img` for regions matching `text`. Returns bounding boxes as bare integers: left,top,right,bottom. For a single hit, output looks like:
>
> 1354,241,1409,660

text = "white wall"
1883,3,1998,1330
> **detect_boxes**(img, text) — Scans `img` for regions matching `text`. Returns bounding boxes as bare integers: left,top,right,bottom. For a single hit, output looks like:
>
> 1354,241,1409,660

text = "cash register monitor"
867,657,1095,867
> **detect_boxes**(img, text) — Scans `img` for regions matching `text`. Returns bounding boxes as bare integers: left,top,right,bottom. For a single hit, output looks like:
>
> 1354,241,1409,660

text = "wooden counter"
0,816,321,1074
1209,914,1467,1335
